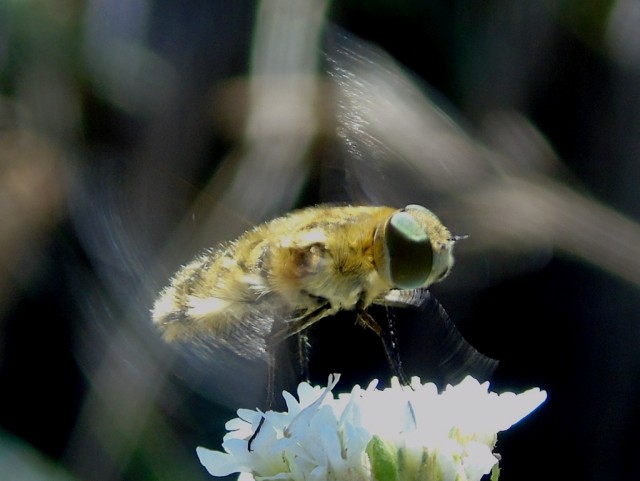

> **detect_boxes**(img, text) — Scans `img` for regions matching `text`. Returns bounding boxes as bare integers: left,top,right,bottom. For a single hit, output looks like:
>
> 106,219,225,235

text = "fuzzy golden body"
152,204,456,362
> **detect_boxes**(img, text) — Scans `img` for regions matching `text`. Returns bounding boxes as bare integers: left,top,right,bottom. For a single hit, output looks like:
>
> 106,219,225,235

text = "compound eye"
384,211,433,289
404,204,431,214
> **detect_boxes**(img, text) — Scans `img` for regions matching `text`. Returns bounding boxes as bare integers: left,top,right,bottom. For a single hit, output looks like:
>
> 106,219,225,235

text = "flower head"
197,375,546,481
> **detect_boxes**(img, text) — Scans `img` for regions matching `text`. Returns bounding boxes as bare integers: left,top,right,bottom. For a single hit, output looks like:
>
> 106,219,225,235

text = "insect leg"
383,304,410,385
263,349,277,409
252,340,274,448
270,302,332,344
297,331,311,382
356,302,410,385
267,302,331,387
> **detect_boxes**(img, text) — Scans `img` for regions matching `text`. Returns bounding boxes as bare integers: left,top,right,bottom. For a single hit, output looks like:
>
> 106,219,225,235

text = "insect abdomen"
152,241,269,342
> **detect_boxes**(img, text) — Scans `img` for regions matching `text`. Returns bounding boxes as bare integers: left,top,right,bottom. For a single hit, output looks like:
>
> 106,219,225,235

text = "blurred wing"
325,28,640,289
166,310,275,362
325,28,492,208
323,32,498,386
378,289,498,386
70,162,301,408
163,307,298,409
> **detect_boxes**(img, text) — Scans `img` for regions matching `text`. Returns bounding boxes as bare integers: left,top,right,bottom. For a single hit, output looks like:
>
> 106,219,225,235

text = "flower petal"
196,375,546,481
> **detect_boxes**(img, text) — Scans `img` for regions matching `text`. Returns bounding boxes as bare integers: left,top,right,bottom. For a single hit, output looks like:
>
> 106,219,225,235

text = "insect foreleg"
356,303,410,386
382,304,409,385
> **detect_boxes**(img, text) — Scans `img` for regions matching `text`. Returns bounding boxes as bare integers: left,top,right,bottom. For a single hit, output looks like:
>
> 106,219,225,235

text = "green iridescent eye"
384,211,433,289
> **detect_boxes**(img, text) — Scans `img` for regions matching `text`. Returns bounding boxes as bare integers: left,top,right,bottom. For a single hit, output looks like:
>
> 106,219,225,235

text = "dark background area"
1,1,639,480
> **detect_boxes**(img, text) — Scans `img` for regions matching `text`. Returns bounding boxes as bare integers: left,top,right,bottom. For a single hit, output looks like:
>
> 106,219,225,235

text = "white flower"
197,375,546,481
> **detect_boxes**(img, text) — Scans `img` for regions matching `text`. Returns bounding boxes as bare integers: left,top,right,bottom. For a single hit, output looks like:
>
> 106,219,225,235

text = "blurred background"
1,0,639,480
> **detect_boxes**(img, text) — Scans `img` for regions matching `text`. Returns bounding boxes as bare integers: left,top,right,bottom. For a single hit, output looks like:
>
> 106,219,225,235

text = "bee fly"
152,204,464,402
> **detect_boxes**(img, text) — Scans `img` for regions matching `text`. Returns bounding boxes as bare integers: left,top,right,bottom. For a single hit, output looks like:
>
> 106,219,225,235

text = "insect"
152,203,460,393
